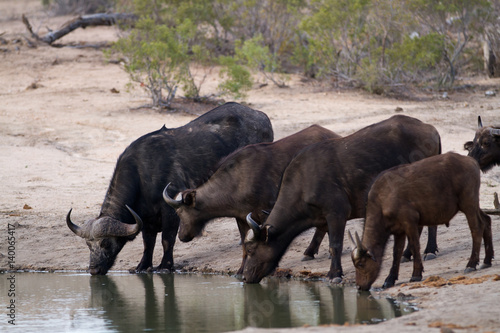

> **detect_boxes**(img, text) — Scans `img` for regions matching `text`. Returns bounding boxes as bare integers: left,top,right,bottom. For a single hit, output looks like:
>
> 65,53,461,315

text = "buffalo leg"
402,226,438,262
407,227,424,282
383,233,406,289
236,217,250,275
463,207,486,272
326,210,348,282
481,211,494,268
136,230,157,271
401,226,422,262
302,228,327,261
423,226,438,260
157,217,179,271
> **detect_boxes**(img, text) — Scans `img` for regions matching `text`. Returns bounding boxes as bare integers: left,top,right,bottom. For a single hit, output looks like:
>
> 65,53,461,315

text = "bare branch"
22,13,137,45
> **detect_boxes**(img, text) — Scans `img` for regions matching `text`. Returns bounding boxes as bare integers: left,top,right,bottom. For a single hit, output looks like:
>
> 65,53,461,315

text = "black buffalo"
243,115,441,283
163,125,340,274
464,116,500,172
66,102,273,275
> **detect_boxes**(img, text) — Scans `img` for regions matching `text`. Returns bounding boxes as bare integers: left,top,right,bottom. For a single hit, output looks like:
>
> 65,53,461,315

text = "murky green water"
0,272,416,332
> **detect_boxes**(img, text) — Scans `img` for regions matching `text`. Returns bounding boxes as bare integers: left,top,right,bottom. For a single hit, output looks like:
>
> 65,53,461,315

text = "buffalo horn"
490,128,500,136
478,116,483,129
246,213,261,238
347,230,356,247
125,205,143,236
94,206,143,238
66,208,84,237
354,231,365,259
163,183,182,208
354,231,363,249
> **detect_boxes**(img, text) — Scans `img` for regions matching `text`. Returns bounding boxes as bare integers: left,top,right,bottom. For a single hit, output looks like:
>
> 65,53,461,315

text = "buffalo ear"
464,141,473,152
263,225,275,243
366,250,376,262
182,190,196,207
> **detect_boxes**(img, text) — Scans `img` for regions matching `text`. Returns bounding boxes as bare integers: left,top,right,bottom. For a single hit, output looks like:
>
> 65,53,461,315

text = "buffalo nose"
89,267,100,275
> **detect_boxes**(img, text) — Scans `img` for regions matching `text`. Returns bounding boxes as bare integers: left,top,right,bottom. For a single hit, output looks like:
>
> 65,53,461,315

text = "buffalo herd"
67,103,498,290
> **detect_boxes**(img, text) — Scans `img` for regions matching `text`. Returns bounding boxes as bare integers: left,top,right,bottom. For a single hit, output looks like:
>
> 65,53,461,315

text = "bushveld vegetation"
43,0,500,107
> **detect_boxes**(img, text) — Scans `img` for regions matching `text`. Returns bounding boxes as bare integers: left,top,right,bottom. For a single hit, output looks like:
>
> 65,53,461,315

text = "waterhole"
0,272,416,332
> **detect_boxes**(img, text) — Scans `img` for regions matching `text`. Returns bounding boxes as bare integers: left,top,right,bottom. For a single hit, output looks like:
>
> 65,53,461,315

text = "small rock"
485,90,496,97
23,204,32,210
395,106,403,112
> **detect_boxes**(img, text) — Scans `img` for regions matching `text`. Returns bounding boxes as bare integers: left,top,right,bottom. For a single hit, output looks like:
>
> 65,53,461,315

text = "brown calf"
351,152,494,291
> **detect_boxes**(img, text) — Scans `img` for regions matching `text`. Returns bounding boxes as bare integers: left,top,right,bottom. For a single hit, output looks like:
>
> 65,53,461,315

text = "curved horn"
125,205,143,236
93,206,143,238
66,209,84,238
163,183,182,208
489,128,500,136
354,231,364,250
351,231,364,260
246,212,261,238
348,230,356,247
478,116,483,129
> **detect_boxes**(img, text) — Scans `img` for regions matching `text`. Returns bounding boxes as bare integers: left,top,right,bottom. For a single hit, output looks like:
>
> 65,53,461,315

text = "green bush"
113,17,195,108
109,0,495,99
217,56,253,100
235,34,288,87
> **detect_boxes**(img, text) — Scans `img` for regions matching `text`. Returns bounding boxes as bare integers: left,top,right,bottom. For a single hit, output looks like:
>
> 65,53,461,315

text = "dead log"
22,13,137,45
482,208,500,215
483,192,500,215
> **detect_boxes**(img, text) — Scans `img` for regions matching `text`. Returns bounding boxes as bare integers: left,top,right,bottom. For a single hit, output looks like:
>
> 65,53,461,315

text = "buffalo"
351,152,493,291
243,115,441,283
66,102,273,275
464,116,500,172
163,125,340,274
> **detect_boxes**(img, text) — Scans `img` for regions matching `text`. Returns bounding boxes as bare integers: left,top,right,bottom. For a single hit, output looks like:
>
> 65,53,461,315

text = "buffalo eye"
100,239,112,250
245,243,256,256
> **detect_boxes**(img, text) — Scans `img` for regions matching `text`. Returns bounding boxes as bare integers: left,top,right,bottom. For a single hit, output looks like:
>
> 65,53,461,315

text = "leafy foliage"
105,0,497,103
113,17,196,108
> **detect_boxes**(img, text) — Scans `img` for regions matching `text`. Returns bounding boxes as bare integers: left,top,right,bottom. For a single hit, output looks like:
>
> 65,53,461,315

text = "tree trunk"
483,32,500,78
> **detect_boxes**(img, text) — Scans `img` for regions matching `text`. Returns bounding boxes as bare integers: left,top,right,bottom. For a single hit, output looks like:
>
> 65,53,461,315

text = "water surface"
0,272,416,332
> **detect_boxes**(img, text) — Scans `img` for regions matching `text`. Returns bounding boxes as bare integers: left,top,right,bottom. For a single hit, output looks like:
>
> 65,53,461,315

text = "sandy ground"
1,1,500,332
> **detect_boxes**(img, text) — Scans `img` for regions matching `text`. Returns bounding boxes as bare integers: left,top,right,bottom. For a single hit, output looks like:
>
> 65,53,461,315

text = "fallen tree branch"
482,208,500,215
482,192,500,215
22,13,137,45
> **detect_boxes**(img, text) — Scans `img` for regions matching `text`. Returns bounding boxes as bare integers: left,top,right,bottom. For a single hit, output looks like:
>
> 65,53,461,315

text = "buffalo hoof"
409,276,422,283
133,267,152,273
464,267,477,274
156,267,172,273
382,280,395,289
301,255,315,262
383,275,398,289
329,277,343,284
480,263,492,270
423,252,438,261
